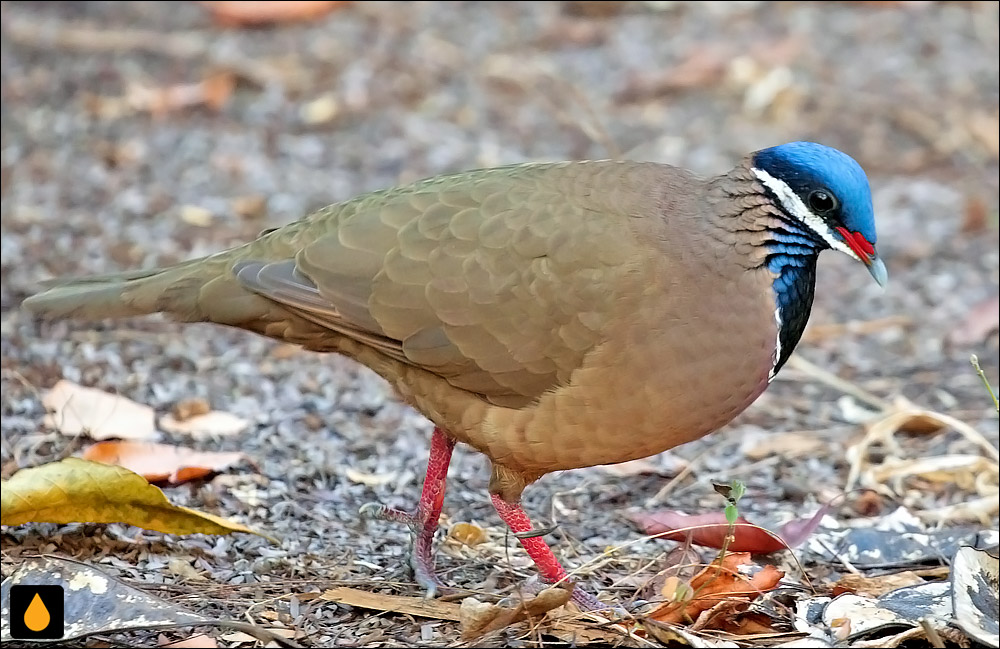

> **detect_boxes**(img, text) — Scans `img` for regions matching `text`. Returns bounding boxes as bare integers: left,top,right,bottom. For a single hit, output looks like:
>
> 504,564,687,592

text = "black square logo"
9,585,65,639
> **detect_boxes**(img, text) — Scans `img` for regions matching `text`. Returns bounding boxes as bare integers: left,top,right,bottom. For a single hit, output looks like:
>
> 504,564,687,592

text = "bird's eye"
808,190,837,214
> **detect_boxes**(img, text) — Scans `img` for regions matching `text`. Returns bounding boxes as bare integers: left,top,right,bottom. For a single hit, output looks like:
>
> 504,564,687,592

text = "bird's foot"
359,501,446,597
568,586,615,613
489,493,634,618
358,427,457,599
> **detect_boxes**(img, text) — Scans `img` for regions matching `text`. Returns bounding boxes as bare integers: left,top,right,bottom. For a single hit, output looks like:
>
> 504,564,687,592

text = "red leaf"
630,503,831,552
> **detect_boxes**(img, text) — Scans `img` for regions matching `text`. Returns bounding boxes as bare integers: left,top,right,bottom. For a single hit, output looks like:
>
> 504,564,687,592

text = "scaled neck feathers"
705,162,822,379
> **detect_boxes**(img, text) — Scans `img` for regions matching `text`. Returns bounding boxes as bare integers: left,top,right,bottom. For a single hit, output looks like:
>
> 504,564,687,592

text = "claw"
358,502,385,518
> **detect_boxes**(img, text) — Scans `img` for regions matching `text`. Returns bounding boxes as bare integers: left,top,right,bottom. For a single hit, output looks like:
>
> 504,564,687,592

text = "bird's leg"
490,493,609,612
360,427,455,597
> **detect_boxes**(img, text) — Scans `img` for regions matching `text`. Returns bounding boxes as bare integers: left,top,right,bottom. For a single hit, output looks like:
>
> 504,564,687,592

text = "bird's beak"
835,227,887,288
866,252,888,288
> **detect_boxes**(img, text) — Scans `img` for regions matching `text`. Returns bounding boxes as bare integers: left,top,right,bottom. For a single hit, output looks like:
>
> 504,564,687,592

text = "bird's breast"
481,257,779,475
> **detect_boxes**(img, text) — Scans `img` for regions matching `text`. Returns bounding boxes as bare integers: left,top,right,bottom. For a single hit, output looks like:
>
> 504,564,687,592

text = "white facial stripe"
768,306,781,383
750,167,861,262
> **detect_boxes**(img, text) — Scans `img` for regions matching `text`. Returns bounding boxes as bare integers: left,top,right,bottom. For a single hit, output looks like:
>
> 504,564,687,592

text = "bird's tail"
21,255,230,323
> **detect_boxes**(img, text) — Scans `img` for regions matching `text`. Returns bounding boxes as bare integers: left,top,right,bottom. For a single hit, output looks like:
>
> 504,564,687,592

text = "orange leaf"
648,552,784,625
200,1,349,27
81,441,247,485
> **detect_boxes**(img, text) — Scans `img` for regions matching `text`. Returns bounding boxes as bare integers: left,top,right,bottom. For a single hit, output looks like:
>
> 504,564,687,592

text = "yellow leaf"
1,458,270,539
448,522,488,546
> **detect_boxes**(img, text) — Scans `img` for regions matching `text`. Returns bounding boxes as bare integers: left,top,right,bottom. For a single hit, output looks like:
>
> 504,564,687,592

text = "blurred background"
1,1,998,644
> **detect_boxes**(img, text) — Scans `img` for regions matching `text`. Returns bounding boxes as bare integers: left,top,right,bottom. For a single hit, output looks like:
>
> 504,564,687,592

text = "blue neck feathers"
765,223,821,376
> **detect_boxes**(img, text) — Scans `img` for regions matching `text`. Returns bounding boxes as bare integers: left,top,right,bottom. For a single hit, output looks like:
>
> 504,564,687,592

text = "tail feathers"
22,258,213,322
37,267,165,289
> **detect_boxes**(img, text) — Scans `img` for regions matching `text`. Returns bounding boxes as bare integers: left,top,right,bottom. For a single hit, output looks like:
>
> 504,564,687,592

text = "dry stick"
644,450,704,508
3,15,288,90
920,618,947,649
785,354,891,412
3,15,209,58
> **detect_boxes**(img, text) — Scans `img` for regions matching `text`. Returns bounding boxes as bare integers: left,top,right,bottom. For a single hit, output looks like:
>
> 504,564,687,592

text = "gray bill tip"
868,255,888,288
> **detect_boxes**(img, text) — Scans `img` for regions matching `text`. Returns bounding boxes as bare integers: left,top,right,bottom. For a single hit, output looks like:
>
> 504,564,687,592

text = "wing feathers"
230,162,658,404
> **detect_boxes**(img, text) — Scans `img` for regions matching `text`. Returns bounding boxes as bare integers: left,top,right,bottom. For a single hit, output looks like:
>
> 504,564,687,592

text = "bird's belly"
483,270,778,475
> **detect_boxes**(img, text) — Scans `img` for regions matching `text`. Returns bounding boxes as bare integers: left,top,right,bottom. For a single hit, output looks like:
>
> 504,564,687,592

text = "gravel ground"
1,1,998,647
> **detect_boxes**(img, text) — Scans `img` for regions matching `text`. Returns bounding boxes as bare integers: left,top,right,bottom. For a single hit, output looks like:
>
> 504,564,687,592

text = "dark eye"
808,190,837,214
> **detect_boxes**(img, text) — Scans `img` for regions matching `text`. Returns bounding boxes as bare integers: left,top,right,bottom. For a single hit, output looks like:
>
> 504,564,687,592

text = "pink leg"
360,427,455,596
490,494,609,611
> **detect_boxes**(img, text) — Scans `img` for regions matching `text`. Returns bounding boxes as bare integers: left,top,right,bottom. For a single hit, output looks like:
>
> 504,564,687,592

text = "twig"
785,355,891,411
970,354,999,413
212,620,302,648
644,451,702,508
3,15,210,58
920,618,946,649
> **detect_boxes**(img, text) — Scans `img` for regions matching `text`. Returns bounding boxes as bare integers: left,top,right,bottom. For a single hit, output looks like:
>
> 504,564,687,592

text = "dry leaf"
160,410,250,437
449,522,488,546
81,441,247,484
458,598,499,638
845,399,1000,524
460,586,572,640
219,631,257,644
0,457,267,538
832,571,926,597
952,546,1000,648
167,557,205,581
172,397,211,421
43,379,158,441
201,1,349,27
647,553,784,625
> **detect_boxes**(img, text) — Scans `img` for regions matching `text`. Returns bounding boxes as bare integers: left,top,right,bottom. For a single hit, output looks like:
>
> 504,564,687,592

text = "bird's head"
750,141,887,287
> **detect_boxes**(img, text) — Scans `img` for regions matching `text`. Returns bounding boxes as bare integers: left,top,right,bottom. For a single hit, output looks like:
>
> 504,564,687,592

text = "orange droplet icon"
24,593,51,632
